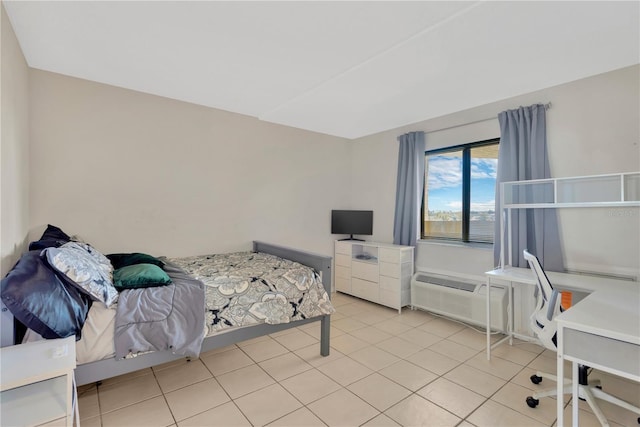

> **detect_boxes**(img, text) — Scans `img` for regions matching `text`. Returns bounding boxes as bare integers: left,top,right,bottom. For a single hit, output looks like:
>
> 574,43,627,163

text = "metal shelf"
502,172,640,207
499,171,640,268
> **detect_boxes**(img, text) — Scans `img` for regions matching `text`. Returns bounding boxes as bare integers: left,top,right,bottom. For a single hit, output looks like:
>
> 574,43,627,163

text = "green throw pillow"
113,263,172,290
107,252,165,269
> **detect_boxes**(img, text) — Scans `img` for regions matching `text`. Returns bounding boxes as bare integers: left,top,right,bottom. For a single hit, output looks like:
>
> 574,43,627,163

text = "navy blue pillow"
0,251,91,340
28,224,72,251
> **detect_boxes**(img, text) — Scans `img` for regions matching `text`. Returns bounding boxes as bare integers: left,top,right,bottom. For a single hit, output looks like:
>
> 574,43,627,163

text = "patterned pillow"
44,242,118,307
67,242,113,271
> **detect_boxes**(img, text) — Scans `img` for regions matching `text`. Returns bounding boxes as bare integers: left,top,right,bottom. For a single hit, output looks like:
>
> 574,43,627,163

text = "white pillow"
45,242,118,307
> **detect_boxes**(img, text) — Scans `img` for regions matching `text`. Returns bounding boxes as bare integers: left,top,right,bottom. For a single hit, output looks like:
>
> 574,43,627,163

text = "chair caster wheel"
530,374,542,385
526,396,539,408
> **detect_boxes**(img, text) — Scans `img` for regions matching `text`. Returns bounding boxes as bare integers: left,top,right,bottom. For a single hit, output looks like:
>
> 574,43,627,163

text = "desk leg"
572,361,579,427
508,282,513,346
557,325,564,427
486,277,491,360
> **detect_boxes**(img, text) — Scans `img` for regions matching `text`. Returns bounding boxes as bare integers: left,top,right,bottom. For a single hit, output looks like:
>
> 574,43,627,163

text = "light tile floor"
77,292,640,426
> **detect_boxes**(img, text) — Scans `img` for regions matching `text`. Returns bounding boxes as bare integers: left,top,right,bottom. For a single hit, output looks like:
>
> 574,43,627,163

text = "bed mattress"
169,251,334,335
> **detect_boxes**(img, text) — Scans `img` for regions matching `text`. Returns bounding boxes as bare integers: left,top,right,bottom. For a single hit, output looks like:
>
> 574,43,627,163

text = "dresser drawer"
379,261,400,278
380,261,412,279
379,248,413,264
335,241,352,256
335,265,351,279
379,275,398,291
378,248,399,263
335,253,351,268
335,275,351,293
352,261,378,283
352,278,379,302
379,288,399,309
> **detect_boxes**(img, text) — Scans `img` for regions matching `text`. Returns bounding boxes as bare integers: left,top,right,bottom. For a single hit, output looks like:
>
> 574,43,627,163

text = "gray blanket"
114,263,205,359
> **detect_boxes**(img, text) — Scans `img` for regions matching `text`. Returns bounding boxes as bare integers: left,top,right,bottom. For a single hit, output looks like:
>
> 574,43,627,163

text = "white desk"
485,267,637,360
556,288,640,426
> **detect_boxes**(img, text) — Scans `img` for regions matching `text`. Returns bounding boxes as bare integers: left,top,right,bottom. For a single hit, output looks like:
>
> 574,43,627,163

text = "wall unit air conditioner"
411,272,507,331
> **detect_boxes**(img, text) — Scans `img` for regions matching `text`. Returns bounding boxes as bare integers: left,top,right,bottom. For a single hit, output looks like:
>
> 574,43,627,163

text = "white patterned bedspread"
168,252,334,335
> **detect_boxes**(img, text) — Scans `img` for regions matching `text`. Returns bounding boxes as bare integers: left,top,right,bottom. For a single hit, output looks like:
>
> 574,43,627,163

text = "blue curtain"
493,104,564,271
393,131,425,247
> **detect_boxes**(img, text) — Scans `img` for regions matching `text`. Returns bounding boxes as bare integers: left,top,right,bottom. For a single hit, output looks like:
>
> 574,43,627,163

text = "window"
422,138,499,243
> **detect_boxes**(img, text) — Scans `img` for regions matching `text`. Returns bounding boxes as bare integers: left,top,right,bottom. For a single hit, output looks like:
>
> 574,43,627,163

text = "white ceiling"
4,1,639,139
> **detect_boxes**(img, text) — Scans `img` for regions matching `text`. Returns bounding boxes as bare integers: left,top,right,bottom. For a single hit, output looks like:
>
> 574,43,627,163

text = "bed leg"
320,315,330,356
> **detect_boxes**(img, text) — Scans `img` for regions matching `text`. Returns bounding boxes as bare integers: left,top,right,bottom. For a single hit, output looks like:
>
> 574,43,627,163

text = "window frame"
421,137,500,243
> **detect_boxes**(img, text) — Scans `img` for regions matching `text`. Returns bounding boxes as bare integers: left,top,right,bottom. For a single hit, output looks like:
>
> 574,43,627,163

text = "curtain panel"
493,104,563,271
393,131,425,247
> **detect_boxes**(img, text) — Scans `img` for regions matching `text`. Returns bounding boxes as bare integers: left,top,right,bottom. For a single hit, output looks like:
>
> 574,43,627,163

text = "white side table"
1,336,77,426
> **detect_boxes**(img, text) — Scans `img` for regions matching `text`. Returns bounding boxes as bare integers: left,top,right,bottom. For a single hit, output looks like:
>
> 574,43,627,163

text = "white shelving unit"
334,240,414,313
0,336,77,427
487,171,640,359
500,172,640,267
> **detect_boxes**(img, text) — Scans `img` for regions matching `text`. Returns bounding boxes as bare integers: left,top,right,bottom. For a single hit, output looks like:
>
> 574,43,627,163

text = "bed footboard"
252,241,332,293
252,241,332,357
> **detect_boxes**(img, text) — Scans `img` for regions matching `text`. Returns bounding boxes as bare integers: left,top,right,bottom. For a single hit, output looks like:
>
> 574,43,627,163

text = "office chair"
523,249,640,426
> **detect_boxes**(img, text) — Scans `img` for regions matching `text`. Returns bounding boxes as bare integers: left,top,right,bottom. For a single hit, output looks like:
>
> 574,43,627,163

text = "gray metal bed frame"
1,241,332,386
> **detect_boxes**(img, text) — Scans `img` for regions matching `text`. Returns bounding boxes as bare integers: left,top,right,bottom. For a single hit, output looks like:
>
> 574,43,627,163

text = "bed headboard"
252,241,332,293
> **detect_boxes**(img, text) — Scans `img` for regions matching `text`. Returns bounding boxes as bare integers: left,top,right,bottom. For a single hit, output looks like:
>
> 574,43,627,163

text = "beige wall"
351,65,640,278
1,3,30,276
29,70,351,258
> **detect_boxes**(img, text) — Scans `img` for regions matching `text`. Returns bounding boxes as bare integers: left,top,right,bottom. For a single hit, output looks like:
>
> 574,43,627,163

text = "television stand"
339,235,365,241
333,240,414,314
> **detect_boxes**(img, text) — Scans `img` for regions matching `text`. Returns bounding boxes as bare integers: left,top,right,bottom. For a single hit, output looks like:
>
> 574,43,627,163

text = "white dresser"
334,240,414,313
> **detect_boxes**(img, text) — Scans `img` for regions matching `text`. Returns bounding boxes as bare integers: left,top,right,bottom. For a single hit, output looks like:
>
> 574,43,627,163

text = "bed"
1,239,333,386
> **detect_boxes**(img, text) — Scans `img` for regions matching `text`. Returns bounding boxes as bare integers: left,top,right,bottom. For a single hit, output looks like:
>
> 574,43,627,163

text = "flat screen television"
331,210,373,241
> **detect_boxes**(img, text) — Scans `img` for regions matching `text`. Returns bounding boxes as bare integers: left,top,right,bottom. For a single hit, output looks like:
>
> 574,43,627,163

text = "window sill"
417,239,493,250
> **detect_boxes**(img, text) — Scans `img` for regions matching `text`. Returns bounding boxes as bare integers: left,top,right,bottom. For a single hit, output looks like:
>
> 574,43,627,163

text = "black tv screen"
331,210,373,239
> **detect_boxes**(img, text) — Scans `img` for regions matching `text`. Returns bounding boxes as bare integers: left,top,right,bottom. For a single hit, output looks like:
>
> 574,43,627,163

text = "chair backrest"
523,249,563,350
